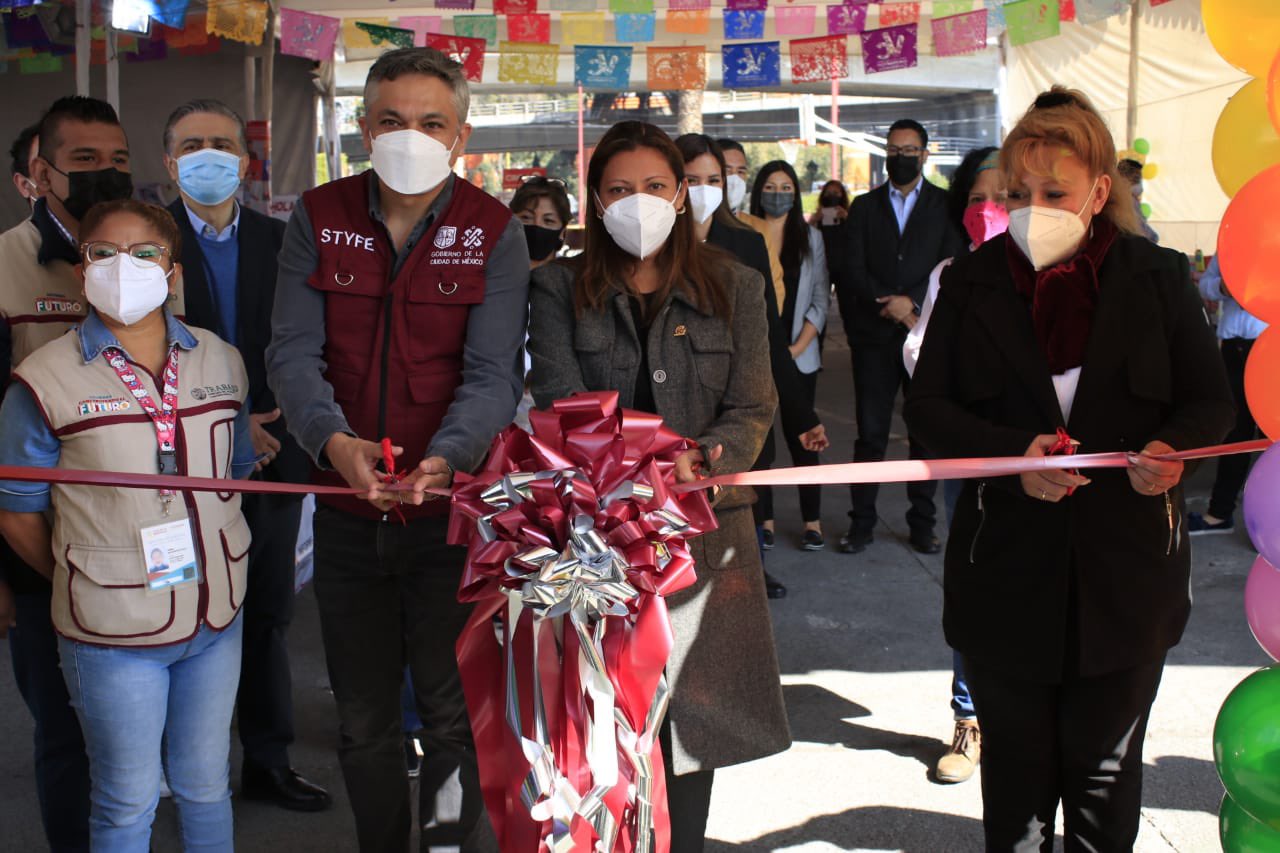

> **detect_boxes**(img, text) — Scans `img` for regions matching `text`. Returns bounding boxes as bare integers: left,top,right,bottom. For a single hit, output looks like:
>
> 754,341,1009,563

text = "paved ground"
0,319,1262,851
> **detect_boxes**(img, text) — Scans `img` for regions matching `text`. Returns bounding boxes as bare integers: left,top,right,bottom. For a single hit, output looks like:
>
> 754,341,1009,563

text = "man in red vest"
266,47,528,852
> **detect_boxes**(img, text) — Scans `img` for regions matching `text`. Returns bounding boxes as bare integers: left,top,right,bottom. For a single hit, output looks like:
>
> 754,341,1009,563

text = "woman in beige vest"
0,199,258,852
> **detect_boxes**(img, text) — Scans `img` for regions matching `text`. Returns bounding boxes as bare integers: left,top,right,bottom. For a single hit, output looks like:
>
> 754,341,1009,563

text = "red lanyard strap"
102,345,181,484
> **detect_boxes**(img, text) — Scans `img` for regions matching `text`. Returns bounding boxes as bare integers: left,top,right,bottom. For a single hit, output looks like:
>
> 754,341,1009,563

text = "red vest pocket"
402,270,485,364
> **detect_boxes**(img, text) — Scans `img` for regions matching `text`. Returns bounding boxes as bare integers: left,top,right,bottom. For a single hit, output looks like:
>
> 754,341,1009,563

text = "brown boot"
935,719,981,783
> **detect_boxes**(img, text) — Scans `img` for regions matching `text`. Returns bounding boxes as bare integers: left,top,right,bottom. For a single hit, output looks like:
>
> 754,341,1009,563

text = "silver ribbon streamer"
482,471,679,851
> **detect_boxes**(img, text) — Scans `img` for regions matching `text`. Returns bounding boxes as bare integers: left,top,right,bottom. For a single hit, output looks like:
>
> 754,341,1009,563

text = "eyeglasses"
885,145,924,157
81,241,171,268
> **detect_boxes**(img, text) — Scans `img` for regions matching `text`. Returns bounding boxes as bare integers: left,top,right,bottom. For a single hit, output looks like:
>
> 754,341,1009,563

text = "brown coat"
528,257,790,774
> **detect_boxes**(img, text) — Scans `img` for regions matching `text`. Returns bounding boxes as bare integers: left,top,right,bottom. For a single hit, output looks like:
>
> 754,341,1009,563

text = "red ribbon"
448,392,716,852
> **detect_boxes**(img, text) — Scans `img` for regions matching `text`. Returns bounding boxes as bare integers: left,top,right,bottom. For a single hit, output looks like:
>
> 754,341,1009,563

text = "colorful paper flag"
610,0,653,11
877,1,919,26
789,34,846,82
615,12,655,41
826,3,867,36
342,17,389,51
19,51,60,72
158,12,212,47
931,0,972,15
507,13,550,42
1074,0,1125,24
124,36,167,61
1005,0,1060,45
667,0,709,7
279,8,340,59
495,0,536,12
722,40,779,88
434,0,475,10
206,0,268,45
34,3,75,45
150,0,190,30
1149,0,1174,5
931,8,986,57
574,44,631,87
426,33,486,80
561,11,606,43
983,0,1005,30
397,15,442,46
775,5,816,35
647,44,705,89
498,39,558,84
665,8,709,34
454,14,497,46
860,23,916,73
356,21,415,49
1059,0,1076,21
548,0,598,9
726,0,768,8
724,8,764,39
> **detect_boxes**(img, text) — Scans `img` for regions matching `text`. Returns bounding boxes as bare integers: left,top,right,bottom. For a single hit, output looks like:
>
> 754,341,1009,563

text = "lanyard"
102,344,181,503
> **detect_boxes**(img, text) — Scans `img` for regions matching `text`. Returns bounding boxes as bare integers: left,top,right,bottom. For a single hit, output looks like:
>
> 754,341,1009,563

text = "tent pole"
1126,0,1139,147
830,77,839,182
74,0,90,96
245,51,258,121
105,26,119,112
577,84,585,227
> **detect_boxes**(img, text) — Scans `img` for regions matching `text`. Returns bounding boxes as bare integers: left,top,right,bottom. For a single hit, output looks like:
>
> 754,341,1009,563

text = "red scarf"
1007,216,1118,375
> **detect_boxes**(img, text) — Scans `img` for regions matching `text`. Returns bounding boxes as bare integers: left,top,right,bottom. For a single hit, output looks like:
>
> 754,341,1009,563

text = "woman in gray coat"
528,121,789,852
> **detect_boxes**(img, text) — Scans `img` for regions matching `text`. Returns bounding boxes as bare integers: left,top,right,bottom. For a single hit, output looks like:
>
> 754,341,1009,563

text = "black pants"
756,370,822,524
237,492,305,769
963,657,1166,853
847,336,937,535
8,584,90,852
660,717,715,853
313,506,489,853
1208,338,1260,520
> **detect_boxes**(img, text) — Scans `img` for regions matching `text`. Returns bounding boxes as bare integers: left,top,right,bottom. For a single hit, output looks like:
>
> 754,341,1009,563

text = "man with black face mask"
0,94,163,853
831,118,963,557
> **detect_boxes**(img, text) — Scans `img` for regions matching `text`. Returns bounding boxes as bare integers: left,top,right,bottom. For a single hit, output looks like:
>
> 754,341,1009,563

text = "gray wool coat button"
653,369,668,384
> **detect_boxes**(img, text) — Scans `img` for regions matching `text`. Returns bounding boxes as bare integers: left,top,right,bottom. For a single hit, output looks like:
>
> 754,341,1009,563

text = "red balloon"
1220,163,1280,324
1246,328,1280,441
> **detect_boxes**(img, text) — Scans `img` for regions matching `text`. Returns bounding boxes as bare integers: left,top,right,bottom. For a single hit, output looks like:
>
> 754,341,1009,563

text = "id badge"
139,516,201,593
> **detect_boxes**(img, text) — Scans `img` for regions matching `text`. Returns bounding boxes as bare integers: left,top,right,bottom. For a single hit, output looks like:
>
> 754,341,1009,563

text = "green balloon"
1215,666,1280,829
1134,137,1151,155
1140,202,1153,219
1222,793,1280,852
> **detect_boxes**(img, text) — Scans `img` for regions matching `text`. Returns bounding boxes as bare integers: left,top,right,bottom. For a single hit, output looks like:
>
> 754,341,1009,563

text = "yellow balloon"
1213,78,1280,198
1142,162,1158,180
1203,0,1280,78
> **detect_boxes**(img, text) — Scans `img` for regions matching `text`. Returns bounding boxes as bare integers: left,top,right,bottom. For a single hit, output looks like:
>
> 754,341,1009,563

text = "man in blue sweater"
163,99,330,812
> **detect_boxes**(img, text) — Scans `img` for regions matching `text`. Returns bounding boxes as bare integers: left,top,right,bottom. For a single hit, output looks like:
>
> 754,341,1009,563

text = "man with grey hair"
162,98,331,813
267,47,527,851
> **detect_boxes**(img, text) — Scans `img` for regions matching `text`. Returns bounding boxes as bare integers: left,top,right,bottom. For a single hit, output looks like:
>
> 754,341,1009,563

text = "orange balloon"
1219,163,1280,324
1203,0,1280,78
1213,79,1280,198
1246,328,1280,440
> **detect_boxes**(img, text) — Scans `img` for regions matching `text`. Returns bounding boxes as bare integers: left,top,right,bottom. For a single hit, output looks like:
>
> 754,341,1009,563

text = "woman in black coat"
676,133,827,596
903,87,1234,852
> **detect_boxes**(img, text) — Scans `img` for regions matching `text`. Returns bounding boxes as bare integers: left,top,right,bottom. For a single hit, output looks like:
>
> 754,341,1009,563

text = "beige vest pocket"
66,544,177,640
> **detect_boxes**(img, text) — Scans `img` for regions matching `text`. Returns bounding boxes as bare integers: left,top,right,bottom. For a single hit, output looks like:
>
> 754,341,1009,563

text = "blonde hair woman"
904,87,1234,851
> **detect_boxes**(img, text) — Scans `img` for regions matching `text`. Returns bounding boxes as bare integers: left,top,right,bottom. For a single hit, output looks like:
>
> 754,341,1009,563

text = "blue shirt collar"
891,179,923,202
184,201,240,243
77,307,199,364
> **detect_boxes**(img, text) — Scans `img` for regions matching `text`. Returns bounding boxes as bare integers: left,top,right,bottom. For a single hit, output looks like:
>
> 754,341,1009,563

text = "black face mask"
523,223,563,262
886,154,921,187
50,164,134,220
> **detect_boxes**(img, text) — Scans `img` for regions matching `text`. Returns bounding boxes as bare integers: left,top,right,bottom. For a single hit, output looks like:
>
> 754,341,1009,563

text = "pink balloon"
1245,555,1280,661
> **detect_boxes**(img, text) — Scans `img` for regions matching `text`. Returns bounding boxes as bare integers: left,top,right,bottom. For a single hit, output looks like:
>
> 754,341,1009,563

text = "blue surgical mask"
177,148,243,206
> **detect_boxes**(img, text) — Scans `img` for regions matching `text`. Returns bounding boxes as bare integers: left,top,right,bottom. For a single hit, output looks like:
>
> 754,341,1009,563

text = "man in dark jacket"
832,118,964,555
163,99,330,812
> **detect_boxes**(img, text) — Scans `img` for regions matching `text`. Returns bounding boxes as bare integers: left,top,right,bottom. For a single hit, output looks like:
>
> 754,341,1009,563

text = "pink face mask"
963,200,1010,247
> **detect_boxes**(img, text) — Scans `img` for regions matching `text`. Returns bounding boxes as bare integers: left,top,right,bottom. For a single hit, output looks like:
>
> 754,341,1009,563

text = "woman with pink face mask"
901,145,1008,789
